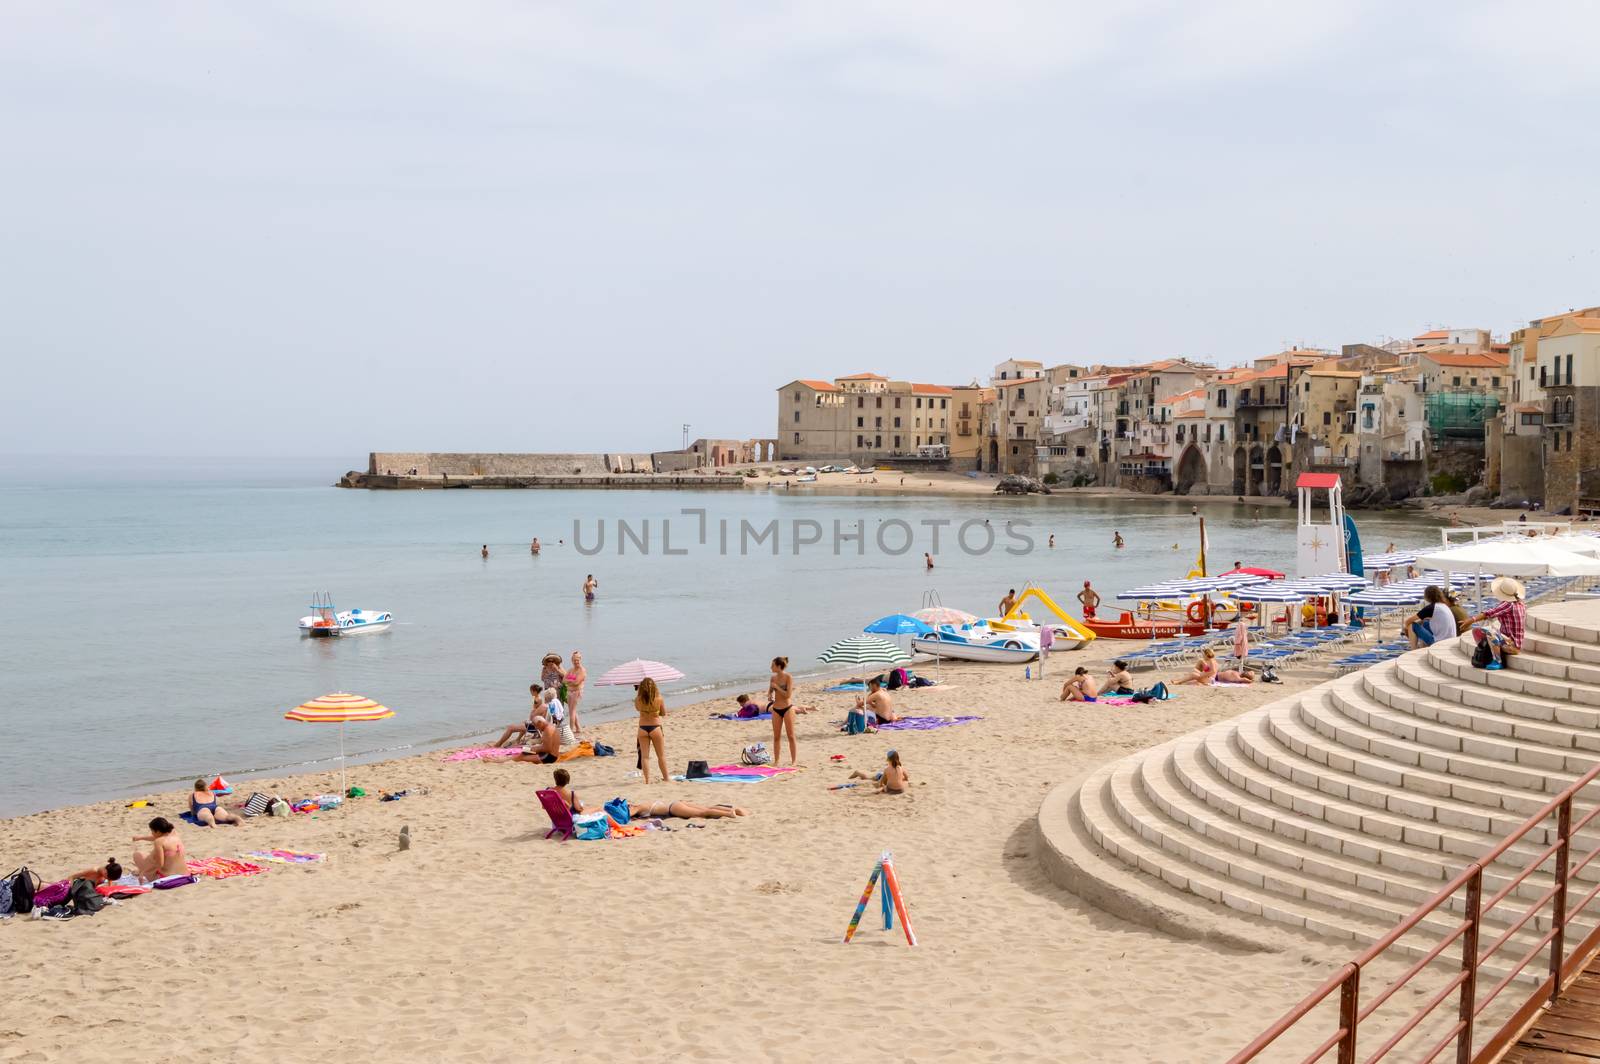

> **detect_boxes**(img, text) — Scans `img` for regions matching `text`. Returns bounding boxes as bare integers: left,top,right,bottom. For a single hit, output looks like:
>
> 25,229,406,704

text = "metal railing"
1227,762,1600,1064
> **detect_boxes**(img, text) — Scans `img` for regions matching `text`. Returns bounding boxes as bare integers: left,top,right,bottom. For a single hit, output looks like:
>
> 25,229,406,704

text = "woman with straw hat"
1466,577,1526,670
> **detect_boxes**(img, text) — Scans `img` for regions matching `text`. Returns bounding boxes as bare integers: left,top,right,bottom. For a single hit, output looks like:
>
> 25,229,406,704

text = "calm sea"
0,457,1442,816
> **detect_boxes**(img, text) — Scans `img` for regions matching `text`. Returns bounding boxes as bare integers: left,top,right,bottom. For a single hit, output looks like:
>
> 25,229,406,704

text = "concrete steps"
1038,598,1600,963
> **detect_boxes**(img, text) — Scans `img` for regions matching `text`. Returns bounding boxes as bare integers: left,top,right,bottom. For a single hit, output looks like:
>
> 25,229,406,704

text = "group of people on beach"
492,650,588,753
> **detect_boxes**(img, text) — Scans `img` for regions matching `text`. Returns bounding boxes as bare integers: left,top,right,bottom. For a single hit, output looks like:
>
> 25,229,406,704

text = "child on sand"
847,750,910,794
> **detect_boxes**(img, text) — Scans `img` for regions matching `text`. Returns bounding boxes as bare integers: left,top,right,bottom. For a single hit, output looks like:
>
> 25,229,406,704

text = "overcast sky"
3,1,1597,460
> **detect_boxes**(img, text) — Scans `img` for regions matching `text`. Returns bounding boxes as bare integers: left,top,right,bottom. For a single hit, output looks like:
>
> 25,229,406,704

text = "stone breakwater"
341,452,743,489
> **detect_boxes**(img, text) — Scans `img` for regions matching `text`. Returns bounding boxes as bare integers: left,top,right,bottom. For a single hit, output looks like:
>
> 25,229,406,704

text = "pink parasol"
593,659,685,686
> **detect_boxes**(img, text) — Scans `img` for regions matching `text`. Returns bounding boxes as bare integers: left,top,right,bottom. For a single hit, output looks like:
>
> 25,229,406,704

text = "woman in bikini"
1175,647,1220,686
1059,667,1099,702
131,817,187,881
1106,660,1136,695
552,768,583,815
635,677,669,783
767,656,798,766
630,799,749,819
564,651,587,738
188,779,241,826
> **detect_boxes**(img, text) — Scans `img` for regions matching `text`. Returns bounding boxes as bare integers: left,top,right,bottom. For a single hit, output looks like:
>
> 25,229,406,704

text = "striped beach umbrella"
1116,582,1192,601
818,635,911,667
284,692,393,798
593,659,686,686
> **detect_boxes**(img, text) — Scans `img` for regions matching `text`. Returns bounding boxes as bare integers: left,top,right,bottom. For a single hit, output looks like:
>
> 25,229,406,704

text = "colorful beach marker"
841,850,916,946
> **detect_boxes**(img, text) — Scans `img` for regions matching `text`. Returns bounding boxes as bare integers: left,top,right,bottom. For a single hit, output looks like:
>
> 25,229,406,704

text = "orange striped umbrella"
284,692,394,796
284,692,394,723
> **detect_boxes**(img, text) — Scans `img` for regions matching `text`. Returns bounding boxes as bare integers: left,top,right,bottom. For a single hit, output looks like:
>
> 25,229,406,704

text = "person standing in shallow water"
1113,531,1124,549
583,574,598,603
481,544,489,559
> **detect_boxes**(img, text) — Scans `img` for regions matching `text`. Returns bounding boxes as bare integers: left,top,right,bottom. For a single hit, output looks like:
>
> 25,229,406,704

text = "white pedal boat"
911,627,1039,663
299,595,392,637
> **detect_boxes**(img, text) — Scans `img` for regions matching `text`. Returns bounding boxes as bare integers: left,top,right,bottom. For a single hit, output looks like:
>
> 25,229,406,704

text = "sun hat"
1490,576,1525,601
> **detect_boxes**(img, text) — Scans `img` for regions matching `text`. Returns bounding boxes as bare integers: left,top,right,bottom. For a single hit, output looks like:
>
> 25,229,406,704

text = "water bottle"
1025,665,1032,680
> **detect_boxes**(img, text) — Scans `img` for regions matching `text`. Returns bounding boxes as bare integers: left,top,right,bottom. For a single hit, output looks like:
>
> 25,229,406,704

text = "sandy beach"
2,654,1367,1063
746,466,1296,507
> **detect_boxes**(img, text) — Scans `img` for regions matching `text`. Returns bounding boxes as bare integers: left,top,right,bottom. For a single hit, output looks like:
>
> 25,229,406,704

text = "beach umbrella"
864,614,934,636
594,659,686,686
284,692,394,798
1220,566,1285,579
1116,582,1192,601
912,606,977,627
818,635,911,667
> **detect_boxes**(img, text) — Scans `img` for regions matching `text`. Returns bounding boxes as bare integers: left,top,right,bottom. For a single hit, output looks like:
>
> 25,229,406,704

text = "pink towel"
708,764,795,777
443,747,522,762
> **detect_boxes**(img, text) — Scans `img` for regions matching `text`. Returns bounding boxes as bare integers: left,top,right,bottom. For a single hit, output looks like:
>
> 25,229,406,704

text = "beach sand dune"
3,662,1356,1062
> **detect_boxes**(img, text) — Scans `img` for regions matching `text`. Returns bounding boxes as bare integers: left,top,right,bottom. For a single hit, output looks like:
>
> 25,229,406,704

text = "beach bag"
6,868,39,914
152,874,198,890
68,878,107,916
267,798,291,818
604,798,630,825
1471,639,1494,669
741,743,771,766
573,812,610,840
843,709,869,735
686,760,710,779
885,669,905,691
242,792,272,817
0,876,11,916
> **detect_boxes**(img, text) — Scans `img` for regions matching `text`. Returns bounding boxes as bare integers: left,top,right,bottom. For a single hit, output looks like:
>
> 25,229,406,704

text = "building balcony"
1236,394,1286,408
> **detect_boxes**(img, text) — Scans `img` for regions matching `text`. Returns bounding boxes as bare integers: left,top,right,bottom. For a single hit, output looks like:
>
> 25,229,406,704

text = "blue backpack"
604,798,630,825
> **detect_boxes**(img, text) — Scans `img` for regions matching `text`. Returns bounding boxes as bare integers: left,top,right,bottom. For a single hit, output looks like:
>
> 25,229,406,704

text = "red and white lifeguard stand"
1295,472,1348,577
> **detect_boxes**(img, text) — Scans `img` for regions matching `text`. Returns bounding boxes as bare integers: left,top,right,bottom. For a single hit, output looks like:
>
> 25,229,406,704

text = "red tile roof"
995,377,1043,388
1413,329,1451,340
911,384,953,396
1418,352,1509,369
795,379,840,391
837,372,886,380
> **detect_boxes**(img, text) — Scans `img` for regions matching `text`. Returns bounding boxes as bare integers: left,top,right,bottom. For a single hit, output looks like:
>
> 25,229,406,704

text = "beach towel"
711,712,772,721
152,874,198,890
96,882,151,898
870,715,982,731
242,849,324,865
675,765,798,783
555,741,595,762
825,683,867,692
186,858,265,881
443,746,522,762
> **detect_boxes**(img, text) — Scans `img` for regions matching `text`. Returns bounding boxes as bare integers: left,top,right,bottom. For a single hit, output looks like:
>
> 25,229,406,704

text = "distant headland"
338,449,765,490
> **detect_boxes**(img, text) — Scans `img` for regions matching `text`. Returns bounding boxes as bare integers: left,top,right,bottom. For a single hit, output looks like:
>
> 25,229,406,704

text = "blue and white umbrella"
1234,584,1309,603
863,614,933,637
1306,572,1370,590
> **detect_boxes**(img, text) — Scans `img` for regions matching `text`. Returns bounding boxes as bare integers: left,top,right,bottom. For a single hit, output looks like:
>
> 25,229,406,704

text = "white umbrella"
1415,541,1600,577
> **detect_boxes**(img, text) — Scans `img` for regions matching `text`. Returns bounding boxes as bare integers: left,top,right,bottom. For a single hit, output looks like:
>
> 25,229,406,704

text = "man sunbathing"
856,678,899,723
628,799,749,820
510,717,562,764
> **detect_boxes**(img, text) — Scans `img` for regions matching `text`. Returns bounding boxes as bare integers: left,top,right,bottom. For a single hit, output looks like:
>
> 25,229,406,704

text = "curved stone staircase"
1038,600,1600,967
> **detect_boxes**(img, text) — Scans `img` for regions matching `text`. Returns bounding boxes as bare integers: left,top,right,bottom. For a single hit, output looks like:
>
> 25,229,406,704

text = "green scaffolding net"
1425,390,1500,437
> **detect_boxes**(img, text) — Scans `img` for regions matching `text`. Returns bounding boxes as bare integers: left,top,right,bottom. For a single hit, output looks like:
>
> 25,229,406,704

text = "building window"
793,432,800,443
893,436,901,449
793,391,801,402
875,436,882,448
1492,377,1500,387
1219,425,1226,442
1323,411,1331,426
893,417,901,428
1075,446,1086,457
941,398,948,408
857,397,864,408
915,397,922,409
1017,388,1026,400
856,417,864,428
1568,354,1575,385
1217,390,1228,408
894,398,901,409
875,417,882,428
793,411,800,423
1452,376,1462,387
1305,381,1312,393
876,397,882,408
856,435,864,447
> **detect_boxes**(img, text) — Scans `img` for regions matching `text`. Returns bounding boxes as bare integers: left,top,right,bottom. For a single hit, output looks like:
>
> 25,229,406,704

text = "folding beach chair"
537,788,576,840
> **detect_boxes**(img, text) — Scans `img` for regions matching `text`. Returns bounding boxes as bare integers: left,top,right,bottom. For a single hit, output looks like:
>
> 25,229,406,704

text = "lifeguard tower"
1295,472,1348,577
